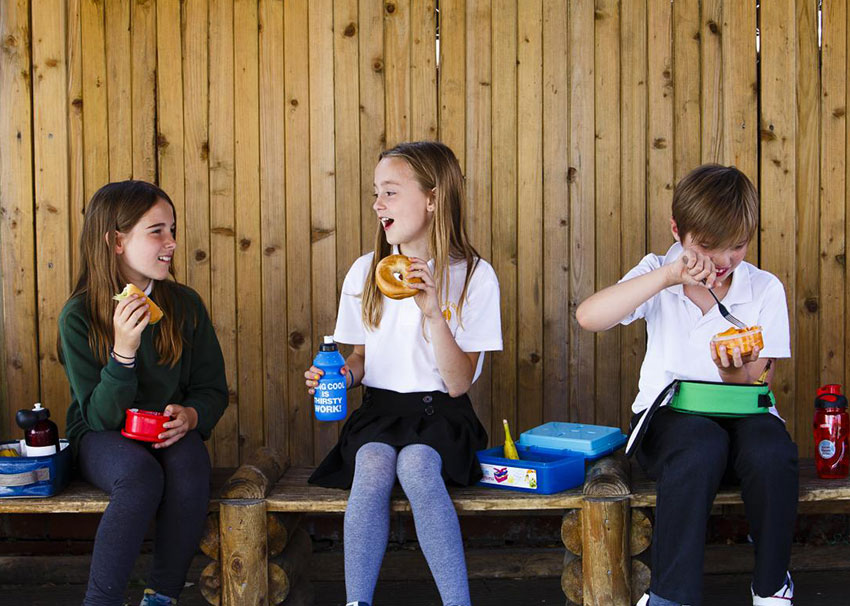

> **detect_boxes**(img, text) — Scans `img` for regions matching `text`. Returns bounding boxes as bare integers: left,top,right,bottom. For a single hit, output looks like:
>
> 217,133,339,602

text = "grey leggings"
345,442,471,606
78,430,211,605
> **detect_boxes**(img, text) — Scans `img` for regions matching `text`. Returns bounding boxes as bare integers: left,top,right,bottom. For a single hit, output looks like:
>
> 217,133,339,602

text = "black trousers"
635,407,798,606
78,430,211,605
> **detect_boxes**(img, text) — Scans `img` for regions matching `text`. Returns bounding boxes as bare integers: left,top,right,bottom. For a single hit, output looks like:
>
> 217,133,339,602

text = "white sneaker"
752,571,794,605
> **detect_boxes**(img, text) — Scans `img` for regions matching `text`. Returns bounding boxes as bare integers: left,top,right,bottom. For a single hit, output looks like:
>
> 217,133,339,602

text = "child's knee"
396,444,443,494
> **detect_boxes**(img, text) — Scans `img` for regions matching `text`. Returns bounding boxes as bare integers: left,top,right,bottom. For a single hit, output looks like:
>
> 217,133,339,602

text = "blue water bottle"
313,336,347,421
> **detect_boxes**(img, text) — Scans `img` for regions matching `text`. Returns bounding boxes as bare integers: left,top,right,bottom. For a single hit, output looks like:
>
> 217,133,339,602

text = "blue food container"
477,445,585,494
477,422,627,494
0,439,71,498
518,422,627,460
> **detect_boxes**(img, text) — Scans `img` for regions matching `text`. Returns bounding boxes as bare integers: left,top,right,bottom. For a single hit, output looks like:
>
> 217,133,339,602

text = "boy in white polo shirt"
577,164,797,606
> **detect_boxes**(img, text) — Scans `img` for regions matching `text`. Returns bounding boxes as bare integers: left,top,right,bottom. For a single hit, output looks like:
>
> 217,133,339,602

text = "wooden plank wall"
0,0,844,465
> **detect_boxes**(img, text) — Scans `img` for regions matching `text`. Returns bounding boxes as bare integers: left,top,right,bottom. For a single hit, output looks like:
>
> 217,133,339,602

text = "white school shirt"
333,251,503,393
620,242,791,417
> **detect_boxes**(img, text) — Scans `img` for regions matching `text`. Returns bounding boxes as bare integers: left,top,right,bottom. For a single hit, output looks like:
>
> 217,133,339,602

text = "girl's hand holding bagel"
406,257,442,321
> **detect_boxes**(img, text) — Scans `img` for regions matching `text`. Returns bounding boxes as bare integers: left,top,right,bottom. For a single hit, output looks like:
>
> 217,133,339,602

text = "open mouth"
715,267,730,278
380,217,394,230
157,255,172,263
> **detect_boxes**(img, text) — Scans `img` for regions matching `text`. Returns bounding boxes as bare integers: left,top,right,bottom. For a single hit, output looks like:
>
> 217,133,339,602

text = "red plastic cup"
121,409,171,443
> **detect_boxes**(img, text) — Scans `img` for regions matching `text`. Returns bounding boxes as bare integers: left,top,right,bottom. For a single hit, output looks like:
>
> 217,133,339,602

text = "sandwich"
113,284,164,324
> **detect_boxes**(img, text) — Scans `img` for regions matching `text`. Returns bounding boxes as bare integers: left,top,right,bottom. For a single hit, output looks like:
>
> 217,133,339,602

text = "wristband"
110,350,135,367
111,349,135,361
345,371,354,389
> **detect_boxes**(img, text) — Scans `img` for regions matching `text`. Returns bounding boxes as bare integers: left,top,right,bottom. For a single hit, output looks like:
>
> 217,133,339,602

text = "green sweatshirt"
59,284,228,453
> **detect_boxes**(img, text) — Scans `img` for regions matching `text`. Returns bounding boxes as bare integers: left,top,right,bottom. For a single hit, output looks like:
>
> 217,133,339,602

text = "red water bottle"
813,384,849,479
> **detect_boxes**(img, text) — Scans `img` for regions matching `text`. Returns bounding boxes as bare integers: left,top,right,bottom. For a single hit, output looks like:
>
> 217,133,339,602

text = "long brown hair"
362,141,481,329
61,180,187,367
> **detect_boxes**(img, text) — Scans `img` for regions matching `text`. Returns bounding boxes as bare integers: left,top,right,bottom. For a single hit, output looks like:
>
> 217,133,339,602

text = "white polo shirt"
620,243,791,416
334,251,503,393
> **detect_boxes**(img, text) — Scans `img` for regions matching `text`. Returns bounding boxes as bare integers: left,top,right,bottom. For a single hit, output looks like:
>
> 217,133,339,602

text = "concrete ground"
2,571,847,605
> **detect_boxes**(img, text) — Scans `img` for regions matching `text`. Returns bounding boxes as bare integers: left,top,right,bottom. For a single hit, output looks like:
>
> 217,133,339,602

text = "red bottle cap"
817,384,843,397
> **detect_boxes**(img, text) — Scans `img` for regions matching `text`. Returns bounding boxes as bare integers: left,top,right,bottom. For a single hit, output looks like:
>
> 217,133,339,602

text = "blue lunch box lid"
517,422,626,457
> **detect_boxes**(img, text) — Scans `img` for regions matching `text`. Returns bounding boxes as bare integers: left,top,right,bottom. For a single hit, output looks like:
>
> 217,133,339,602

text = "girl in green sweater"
58,181,228,606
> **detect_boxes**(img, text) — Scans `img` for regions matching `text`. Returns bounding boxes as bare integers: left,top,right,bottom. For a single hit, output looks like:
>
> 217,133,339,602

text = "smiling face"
673,219,749,283
373,157,435,258
114,198,177,288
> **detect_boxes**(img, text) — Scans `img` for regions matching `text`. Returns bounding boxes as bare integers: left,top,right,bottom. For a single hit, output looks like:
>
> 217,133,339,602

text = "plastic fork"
707,287,746,329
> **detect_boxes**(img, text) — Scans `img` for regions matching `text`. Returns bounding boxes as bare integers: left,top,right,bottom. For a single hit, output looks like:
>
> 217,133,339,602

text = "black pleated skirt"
308,387,489,489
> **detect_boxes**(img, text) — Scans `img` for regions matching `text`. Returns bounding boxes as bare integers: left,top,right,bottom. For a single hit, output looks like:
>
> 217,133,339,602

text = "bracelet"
111,349,135,361
345,371,354,390
110,350,135,367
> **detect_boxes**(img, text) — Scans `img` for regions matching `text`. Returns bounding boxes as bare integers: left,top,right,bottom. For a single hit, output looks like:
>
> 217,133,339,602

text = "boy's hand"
710,342,760,371
667,250,719,288
154,404,198,448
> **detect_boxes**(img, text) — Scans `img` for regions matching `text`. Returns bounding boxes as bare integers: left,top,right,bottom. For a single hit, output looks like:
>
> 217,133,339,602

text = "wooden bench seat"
630,458,850,508
0,468,235,514
265,466,586,513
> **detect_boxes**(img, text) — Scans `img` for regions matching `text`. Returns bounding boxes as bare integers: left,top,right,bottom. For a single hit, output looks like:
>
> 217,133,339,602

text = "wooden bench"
198,449,639,606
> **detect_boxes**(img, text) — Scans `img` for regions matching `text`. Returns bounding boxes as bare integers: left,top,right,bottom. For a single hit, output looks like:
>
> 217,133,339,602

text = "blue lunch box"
477,422,627,494
0,439,72,498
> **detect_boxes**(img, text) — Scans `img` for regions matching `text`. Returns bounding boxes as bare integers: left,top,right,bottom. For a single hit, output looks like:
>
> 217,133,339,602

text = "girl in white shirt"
305,141,502,606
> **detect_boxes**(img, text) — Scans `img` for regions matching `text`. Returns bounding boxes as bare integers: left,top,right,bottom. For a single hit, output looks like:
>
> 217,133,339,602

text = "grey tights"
344,442,471,606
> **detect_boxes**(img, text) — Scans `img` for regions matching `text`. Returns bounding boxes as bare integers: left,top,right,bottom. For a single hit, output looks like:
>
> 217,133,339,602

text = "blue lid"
518,422,626,457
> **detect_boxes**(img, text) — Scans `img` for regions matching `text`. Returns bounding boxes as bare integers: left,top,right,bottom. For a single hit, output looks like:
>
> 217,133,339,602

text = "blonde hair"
362,141,480,330
61,180,187,367
672,164,759,249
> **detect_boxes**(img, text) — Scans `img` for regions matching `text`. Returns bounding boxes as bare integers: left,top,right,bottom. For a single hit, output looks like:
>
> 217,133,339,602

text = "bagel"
375,254,422,300
113,283,164,324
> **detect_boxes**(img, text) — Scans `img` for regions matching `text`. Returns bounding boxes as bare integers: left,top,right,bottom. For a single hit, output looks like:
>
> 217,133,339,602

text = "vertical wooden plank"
721,0,757,179
32,0,72,426
490,0,517,440
131,0,155,182
621,0,647,428
208,0,236,466
234,0,263,463
672,0,701,185
648,0,674,255
594,0,621,428
794,0,821,454
68,0,84,282
334,0,362,419
541,0,569,423
569,0,595,424
722,0,758,264
409,0,437,140
517,0,543,432
700,0,723,164
465,0,492,432
155,0,186,281
334,0,361,288
181,0,212,455
0,0,40,435
285,0,314,466
259,0,288,460
438,0,465,166
309,0,338,463
359,0,385,250
820,0,846,387
759,0,797,439
384,0,410,146
105,0,131,181
81,0,109,202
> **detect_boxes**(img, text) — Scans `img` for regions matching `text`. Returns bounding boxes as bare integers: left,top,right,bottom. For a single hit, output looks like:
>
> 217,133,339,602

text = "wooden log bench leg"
580,454,633,606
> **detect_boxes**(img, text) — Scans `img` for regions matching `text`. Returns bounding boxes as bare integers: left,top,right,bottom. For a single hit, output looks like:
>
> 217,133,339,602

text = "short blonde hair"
672,164,758,249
